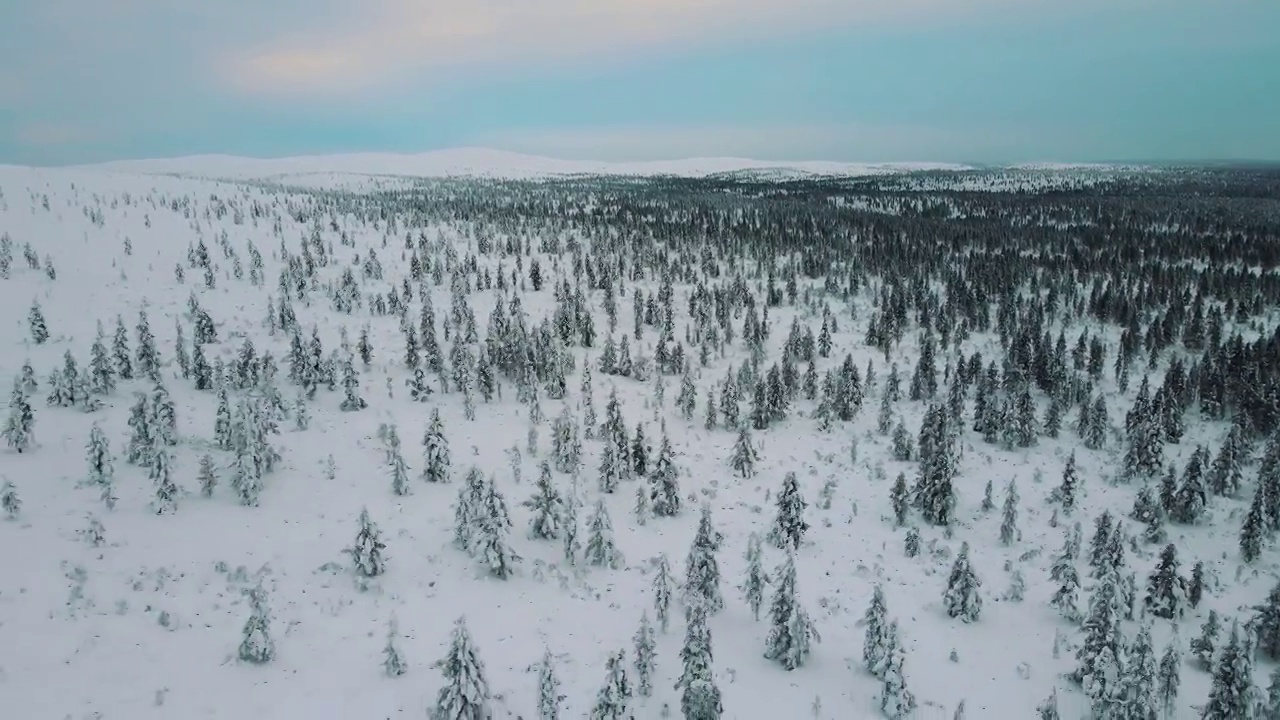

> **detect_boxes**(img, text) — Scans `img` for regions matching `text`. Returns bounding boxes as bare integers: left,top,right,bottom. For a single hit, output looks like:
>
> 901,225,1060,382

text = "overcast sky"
2,0,1277,165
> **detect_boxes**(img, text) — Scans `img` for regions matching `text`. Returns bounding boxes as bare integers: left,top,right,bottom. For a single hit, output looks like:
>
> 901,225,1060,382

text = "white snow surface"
0,163,1269,720
75,147,972,183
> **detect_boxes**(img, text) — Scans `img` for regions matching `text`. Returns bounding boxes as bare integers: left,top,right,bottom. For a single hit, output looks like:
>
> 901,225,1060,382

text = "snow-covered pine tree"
149,381,177,447
562,480,581,565
384,432,410,494
534,648,563,720
729,427,758,478
890,473,909,526
347,508,387,578
238,583,275,664
1000,479,1020,545
1192,610,1221,670
878,621,916,719
1201,620,1255,720
1157,636,1181,714
741,532,769,621
112,315,133,380
863,584,889,677
135,309,160,380
653,553,674,633
89,325,115,395
1119,622,1158,718
126,396,155,469
1058,452,1079,514
2,480,22,519
422,408,451,483
475,477,520,578
633,612,656,698
339,354,367,411
383,618,407,677
150,445,178,514
584,499,623,569
771,471,809,551
684,504,724,614
1036,689,1060,720
525,461,563,540
649,428,681,517
764,550,819,670
943,542,983,622
431,617,491,720
197,453,217,498
1144,543,1187,620
676,599,723,720
28,299,50,344
3,379,35,453
589,649,632,720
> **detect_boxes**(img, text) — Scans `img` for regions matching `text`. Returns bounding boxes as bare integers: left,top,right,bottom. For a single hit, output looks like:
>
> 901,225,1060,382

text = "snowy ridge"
75,147,972,182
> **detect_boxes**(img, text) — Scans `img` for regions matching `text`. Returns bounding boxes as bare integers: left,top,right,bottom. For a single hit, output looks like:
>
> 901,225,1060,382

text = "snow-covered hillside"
76,147,972,184
1,162,1278,720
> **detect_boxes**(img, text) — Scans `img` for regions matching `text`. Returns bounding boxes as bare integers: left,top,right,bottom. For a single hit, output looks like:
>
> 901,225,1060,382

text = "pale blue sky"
1,0,1277,165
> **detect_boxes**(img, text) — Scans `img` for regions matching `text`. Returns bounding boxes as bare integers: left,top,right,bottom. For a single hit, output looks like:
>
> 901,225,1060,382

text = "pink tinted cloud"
217,0,1101,98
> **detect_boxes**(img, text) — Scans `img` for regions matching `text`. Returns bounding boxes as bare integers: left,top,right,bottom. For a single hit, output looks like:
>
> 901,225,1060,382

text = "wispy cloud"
473,122,1080,164
219,0,1104,98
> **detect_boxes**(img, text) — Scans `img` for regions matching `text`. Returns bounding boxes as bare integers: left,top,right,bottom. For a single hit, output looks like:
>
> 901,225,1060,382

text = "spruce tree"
741,532,769,621
649,429,682,517
1036,689,1060,720
2,480,22,519
383,618,407,677
1144,543,1187,619
112,315,133,379
475,477,519,578
1241,489,1267,563
771,471,809,551
1192,610,1221,670
2,379,34,453
863,584,889,677
943,542,983,622
1157,637,1181,715
89,326,115,394
562,483,580,565
1201,621,1255,720
890,472,909,527
524,461,563,540
238,583,275,664
150,445,178,514
422,409,451,483
729,427,757,478
878,621,916,719
1000,479,1020,545
28,300,49,344
764,550,819,670
534,648,562,720
1264,667,1280,720
584,499,622,569
198,454,217,498
1058,453,1079,514
85,423,114,492
653,553,674,633
589,649,631,720
684,504,723,614
347,508,387,578
633,612,656,698
390,441,411,496
431,617,491,720
676,599,722,720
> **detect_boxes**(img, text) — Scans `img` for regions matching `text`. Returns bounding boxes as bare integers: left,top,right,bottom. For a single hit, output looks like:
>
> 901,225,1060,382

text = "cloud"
472,122,1078,163
219,0,1095,98
13,123,97,147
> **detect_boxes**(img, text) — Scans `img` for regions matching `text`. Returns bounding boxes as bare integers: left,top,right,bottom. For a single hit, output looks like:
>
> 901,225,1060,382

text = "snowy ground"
0,160,1273,720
